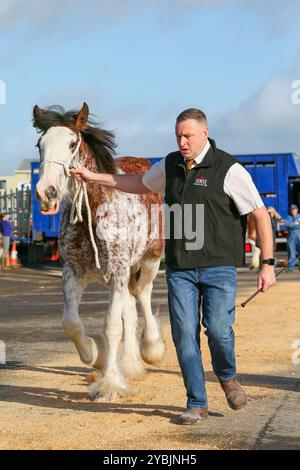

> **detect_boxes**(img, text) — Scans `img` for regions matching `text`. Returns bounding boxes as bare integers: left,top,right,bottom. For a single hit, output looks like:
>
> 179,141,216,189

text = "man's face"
175,118,208,160
291,208,298,217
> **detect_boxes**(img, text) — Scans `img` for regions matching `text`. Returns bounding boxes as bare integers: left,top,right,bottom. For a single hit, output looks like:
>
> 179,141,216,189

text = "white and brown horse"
33,103,166,402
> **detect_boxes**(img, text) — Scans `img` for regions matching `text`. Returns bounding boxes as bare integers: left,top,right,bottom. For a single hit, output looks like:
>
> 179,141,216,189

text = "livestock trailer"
235,153,300,242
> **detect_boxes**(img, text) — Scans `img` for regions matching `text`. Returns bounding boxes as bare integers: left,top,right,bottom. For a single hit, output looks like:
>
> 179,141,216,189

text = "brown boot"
220,378,247,410
179,407,209,425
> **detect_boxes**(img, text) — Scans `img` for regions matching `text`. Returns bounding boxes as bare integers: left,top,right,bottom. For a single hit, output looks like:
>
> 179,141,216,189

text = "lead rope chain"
41,135,101,270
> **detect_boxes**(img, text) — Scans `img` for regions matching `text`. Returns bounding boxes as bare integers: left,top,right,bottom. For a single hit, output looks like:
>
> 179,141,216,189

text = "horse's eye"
70,141,77,150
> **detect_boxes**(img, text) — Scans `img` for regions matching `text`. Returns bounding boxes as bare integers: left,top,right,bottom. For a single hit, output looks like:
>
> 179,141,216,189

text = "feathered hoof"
89,391,122,403
140,333,166,365
120,356,146,380
88,373,130,402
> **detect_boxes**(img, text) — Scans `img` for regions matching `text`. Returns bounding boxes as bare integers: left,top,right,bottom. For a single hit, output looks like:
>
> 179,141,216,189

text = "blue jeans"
1,236,10,258
166,265,237,409
287,234,300,270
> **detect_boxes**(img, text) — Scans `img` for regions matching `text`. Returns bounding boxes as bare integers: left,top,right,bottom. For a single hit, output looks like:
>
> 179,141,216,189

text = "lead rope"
41,135,101,271
69,176,101,270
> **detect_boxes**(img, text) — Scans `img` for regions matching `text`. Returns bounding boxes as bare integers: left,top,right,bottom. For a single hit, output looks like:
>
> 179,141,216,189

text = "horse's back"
115,155,163,211
114,156,164,259
115,156,153,175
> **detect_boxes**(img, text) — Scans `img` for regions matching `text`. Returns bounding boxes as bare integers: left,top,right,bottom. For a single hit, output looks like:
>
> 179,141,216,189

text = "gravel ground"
0,266,299,450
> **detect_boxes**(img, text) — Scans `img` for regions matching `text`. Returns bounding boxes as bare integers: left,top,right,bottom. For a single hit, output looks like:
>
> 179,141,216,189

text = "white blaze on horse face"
37,126,78,204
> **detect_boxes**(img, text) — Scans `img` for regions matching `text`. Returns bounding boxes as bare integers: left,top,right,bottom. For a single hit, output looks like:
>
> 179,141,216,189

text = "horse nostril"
45,185,58,199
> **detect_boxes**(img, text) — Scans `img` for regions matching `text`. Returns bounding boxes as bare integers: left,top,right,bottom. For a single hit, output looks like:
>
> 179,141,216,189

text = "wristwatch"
262,258,276,266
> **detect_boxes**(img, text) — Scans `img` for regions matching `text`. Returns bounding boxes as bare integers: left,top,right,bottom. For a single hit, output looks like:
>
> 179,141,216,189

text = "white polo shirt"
142,141,264,216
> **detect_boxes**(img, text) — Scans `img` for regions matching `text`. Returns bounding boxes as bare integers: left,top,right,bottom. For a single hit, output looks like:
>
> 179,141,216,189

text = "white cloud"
2,70,300,176
2,0,300,37
0,85,176,175
0,0,139,32
0,0,60,30
0,122,39,175
211,73,300,155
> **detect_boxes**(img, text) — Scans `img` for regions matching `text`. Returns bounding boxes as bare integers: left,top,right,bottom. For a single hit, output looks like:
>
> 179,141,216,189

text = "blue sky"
1,0,300,175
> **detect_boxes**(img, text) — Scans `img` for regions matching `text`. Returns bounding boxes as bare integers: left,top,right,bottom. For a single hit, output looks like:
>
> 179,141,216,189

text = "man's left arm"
249,206,276,292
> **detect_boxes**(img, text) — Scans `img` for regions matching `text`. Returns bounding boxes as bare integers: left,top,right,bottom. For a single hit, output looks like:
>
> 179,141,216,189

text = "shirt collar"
193,140,211,165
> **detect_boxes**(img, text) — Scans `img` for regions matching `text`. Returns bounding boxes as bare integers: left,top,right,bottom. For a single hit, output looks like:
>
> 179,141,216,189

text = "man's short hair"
176,108,208,126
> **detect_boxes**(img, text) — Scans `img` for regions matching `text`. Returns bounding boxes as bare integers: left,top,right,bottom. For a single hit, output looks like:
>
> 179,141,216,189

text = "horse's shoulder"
115,156,152,175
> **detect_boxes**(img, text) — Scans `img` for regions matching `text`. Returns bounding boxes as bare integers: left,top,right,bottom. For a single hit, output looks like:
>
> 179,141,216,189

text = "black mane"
33,105,116,173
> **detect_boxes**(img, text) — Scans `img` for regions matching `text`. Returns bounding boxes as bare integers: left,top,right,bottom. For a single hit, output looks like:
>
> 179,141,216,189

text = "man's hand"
70,167,96,183
257,265,276,292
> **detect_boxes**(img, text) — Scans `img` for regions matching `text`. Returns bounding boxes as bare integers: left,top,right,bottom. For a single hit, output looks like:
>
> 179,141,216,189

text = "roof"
15,158,39,173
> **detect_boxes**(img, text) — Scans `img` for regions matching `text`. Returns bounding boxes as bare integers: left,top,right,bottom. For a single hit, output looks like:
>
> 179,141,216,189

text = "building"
0,158,38,194
0,159,38,233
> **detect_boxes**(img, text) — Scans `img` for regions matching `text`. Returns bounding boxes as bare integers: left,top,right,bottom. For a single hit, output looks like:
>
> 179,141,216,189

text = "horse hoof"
90,391,120,403
120,358,146,379
140,334,166,365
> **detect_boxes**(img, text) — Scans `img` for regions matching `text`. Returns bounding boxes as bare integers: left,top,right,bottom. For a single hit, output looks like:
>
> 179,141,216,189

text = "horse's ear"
33,104,42,123
75,102,89,130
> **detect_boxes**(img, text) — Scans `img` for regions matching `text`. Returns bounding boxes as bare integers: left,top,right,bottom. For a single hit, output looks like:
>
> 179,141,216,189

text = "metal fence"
0,188,31,237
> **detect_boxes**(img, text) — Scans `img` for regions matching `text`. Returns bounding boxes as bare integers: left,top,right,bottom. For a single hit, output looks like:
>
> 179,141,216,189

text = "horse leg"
120,290,146,379
130,257,166,365
62,263,105,369
89,279,128,402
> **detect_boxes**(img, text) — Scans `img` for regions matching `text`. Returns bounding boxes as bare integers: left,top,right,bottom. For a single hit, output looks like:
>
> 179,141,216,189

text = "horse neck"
81,142,99,173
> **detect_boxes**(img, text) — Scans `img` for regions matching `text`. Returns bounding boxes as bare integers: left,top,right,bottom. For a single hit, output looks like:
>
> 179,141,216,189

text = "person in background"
0,220,2,274
0,213,14,270
267,206,281,251
284,204,300,271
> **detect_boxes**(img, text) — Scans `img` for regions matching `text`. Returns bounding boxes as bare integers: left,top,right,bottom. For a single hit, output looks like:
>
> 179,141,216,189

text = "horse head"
33,103,89,215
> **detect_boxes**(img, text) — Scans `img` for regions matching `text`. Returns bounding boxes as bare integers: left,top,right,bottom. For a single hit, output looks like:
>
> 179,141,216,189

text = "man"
71,108,276,424
0,213,14,270
285,204,300,271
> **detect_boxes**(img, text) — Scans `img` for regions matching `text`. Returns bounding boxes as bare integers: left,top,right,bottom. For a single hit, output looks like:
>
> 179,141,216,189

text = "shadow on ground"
0,363,299,423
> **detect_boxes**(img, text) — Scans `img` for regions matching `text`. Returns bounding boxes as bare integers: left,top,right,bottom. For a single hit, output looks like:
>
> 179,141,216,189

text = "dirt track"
0,267,299,450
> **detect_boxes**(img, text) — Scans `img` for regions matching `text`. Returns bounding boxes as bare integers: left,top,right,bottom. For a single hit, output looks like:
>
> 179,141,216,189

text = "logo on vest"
194,176,208,187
